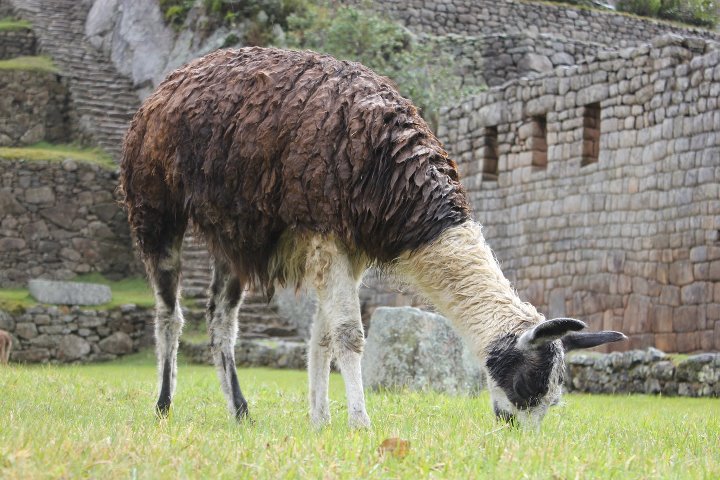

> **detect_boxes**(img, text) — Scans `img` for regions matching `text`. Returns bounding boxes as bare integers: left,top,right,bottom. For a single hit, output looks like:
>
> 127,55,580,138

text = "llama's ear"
561,331,627,351
517,318,586,349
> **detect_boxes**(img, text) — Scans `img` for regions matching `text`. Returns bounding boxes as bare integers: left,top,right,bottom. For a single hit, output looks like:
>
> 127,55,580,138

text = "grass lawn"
1,351,718,479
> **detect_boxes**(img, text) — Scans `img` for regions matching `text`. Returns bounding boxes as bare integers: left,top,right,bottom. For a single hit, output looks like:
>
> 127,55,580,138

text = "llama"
120,47,626,429
0,330,12,365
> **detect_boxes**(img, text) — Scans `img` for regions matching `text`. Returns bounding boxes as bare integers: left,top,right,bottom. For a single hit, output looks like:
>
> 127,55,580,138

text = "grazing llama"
120,47,626,429
0,330,12,365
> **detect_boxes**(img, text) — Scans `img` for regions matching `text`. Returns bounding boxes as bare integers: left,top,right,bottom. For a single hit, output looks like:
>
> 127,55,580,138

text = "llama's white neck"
395,221,544,358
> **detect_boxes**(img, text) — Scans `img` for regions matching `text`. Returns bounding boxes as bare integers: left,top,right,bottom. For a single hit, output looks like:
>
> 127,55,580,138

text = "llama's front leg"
148,243,184,417
207,260,249,420
333,318,371,429
308,308,331,427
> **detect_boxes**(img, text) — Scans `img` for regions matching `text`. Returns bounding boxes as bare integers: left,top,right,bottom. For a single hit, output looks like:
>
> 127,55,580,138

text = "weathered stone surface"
0,309,15,331
28,279,112,305
362,307,484,395
98,331,133,354
57,334,91,360
518,53,553,73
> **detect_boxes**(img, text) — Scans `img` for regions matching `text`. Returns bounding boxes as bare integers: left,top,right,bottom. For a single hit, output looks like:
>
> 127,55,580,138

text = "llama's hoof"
235,409,255,425
155,401,171,419
310,411,331,430
348,411,371,430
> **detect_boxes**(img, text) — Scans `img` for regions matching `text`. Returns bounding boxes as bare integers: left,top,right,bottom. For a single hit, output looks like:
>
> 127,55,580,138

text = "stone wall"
362,0,720,47
566,348,720,397
0,304,152,363
0,69,72,146
0,158,141,287
0,26,36,60
435,33,608,88
439,35,720,353
180,338,307,370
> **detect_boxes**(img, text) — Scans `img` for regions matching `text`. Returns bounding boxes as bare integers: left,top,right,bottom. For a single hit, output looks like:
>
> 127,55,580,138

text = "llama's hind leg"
146,235,185,417
308,306,331,427
311,244,370,429
207,258,249,420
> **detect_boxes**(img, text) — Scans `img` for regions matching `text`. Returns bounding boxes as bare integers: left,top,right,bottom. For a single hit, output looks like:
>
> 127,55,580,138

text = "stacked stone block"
566,348,720,396
0,158,141,286
439,35,720,352
0,26,36,60
0,304,152,363
0,70,73,146
433,33,608,88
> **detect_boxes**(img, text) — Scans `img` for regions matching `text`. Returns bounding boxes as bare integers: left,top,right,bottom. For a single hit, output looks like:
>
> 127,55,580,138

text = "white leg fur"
308,308,331,427
306,238,370,429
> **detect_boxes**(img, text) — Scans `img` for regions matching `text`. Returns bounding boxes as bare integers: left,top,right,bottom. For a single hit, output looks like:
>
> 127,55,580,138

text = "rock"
518,53,553,73
361,307,484,395
57,335,91,360
551,52,575,66
0,310,15,331
15,322,38,339
24,186,55,204
86,0,174,90
98,331,133,354
28,279,112,305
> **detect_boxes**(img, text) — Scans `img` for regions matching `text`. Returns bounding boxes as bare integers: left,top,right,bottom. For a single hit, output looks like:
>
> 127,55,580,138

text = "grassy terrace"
0,55,57,74
0,142,115,170
0,352,718,479
0,17,31,31
0,274,155,314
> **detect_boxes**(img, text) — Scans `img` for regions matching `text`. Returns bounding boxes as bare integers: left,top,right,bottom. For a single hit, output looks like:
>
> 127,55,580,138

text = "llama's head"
484,318,625,429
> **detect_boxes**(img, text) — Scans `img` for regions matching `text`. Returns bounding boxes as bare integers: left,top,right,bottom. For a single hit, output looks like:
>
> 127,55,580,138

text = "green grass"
0,142,115,169
0,55,58,74
0,17,31,31
1,353,718,479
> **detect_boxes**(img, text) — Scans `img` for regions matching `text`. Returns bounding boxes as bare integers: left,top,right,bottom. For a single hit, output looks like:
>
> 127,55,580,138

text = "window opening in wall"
482,126,499,180
582,102,601,167
530,115,547,169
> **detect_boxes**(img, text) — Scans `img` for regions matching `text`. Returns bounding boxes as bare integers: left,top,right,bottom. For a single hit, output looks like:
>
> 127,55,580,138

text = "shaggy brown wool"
120,47,470,288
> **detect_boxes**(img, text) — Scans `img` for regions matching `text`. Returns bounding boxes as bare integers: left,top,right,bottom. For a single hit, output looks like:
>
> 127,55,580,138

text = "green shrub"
159,0,196,28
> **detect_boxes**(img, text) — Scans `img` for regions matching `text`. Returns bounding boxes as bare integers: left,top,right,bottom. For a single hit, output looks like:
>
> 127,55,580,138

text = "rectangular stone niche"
581,102,601,166
530,115,548,169
482,125,499,180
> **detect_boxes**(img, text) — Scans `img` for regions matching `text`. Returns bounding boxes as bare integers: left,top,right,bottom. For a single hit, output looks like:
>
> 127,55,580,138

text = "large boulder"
28,279,112,305
362,307,484,395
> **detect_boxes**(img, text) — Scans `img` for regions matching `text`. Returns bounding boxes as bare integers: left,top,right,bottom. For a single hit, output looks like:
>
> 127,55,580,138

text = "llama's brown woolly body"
121,47,469,287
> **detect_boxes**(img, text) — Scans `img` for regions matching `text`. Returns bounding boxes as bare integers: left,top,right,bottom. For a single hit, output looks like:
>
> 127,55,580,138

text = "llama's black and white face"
484,318,626,429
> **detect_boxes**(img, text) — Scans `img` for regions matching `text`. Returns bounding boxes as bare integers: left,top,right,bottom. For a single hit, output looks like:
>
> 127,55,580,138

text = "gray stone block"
28,279,112,306
361,307,484,395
